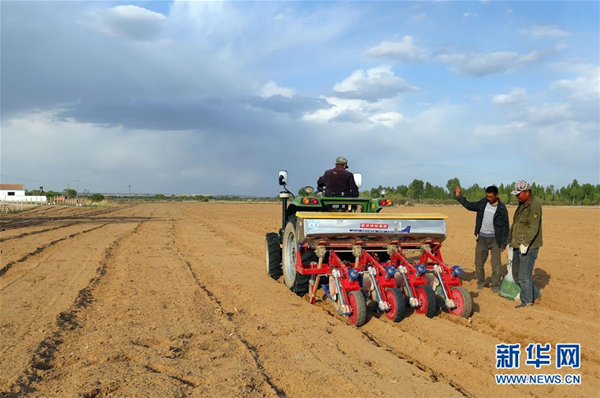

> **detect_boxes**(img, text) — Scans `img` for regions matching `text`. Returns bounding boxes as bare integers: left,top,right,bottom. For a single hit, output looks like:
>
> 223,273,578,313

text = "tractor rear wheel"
348,291,367,327
265,232,282,280
384,287,406,323
448,286,473,318
282,216,310,296
415,285,437,318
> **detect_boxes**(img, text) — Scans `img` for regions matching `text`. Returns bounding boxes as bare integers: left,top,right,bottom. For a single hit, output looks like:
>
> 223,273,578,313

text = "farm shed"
0,184,47,203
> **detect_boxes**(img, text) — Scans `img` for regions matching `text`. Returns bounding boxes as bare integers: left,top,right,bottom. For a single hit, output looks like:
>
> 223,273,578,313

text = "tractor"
266,170,472,326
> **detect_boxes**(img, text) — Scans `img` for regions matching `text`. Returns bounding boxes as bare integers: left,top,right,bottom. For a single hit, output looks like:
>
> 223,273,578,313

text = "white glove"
519,244,528,255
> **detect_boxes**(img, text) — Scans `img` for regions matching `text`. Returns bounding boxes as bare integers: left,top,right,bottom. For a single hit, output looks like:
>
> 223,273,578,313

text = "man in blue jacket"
454,185,510,293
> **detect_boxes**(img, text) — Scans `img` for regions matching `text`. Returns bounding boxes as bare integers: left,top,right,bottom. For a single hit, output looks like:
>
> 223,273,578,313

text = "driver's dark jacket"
317,166,359,197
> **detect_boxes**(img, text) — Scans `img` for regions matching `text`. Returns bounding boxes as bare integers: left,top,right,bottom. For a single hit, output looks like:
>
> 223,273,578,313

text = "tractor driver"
317,157,359,197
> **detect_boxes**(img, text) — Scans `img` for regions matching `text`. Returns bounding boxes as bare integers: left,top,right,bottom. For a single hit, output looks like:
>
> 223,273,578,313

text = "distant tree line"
362,178,600,206
25,178,599,206
27,189,106,202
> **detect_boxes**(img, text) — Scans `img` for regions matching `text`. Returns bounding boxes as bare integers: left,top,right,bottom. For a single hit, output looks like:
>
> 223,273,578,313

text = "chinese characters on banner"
496,343,581,370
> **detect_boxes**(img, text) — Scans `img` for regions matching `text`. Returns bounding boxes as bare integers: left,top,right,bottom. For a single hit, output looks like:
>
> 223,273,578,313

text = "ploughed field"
0,203,598,397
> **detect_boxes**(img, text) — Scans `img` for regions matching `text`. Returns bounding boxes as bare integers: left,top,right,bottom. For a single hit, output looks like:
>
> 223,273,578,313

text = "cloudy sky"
1,1,598,195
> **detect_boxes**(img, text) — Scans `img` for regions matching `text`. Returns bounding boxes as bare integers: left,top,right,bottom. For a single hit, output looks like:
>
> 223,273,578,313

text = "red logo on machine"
359,223,388,229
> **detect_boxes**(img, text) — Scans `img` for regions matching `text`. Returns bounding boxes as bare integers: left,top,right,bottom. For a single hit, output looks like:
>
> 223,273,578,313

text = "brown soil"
1,203,598,397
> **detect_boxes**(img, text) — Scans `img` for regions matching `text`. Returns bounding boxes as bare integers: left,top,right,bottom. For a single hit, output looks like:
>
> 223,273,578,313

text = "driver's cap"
335,156,348,166
511,180,530,195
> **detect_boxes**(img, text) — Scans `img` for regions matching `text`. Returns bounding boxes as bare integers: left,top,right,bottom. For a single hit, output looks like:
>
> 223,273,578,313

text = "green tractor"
265,170,394,293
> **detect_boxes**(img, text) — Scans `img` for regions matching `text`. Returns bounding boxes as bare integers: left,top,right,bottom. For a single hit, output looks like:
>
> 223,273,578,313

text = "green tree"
446,178,461,197
408,179,424,201
89,193,105,202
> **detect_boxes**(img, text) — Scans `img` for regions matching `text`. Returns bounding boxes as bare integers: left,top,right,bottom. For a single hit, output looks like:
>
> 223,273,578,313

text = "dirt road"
1,203,598,397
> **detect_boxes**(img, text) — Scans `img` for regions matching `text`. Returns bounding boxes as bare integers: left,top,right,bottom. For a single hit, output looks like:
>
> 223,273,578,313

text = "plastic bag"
499,245,520,301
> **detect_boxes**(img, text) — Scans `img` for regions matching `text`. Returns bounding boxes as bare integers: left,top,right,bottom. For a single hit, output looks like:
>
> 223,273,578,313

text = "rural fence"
0,196,89,214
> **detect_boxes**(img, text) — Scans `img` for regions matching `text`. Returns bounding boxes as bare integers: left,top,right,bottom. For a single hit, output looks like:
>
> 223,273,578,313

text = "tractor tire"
448,286,473,318
282,216,310,296
415,284,437,318
348,291,367,327
265,232,282,280
384,287,406,323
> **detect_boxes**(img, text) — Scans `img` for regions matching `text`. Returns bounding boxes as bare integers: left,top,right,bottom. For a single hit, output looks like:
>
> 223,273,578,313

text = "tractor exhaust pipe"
279,192,290,238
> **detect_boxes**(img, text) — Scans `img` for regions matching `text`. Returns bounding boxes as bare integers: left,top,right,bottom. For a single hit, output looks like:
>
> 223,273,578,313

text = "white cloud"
109,5,166,22
368,112,404,128
92,5,166,41
551,63,600,101
365,36,428,63
259,80,295,98
303,96,404,128
438,45,565,76
3,1,597,193
493,88,527,105
525,103,573,126
332,65,419,102
463,12,479,18
474,122,527,137
519,25,570,38
535,120,599,166
507,9,513,15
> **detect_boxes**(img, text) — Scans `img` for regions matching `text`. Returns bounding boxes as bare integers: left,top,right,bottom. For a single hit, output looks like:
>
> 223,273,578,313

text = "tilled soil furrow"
3,220,146,396
28,206,275,397
361,331,475,398
0,222,79,243
167,216,285,396
0,223,109,277
181,258,286,397
3,203,596,397
313,301,477,397
0,205,132,231
172,207,459,397
198,215,484,396
188,204,598,397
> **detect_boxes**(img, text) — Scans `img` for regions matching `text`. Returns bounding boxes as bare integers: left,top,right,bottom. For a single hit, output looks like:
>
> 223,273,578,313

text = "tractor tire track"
171,209,460,397
27,207,274,397
181,257,286,397
3,219,147,396
0,222,80,243
314,303,474,397
0,205,132,231
170,219,285,397
188,208,568,398
0,224,109,278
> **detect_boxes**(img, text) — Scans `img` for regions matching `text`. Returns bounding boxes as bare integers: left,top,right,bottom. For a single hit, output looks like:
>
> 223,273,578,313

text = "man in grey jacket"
454,185,510,293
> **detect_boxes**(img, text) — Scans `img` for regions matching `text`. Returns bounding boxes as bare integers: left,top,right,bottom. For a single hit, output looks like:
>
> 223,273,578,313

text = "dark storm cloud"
1,1,247,121
2,1,597,196
246,95,331,117
55,96,327,134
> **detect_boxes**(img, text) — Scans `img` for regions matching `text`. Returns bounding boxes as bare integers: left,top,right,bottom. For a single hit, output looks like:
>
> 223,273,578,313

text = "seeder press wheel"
414,284,437,318
347,291,367,327
384,287,406,322
448,286,473,318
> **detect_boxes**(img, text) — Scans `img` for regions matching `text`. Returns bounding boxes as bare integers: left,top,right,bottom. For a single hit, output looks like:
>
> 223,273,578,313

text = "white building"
0,184,47,203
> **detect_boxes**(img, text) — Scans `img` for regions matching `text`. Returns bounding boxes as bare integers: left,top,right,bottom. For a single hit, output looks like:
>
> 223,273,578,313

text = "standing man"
509,181,543,308
454,185,509,293
317,157,359,197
